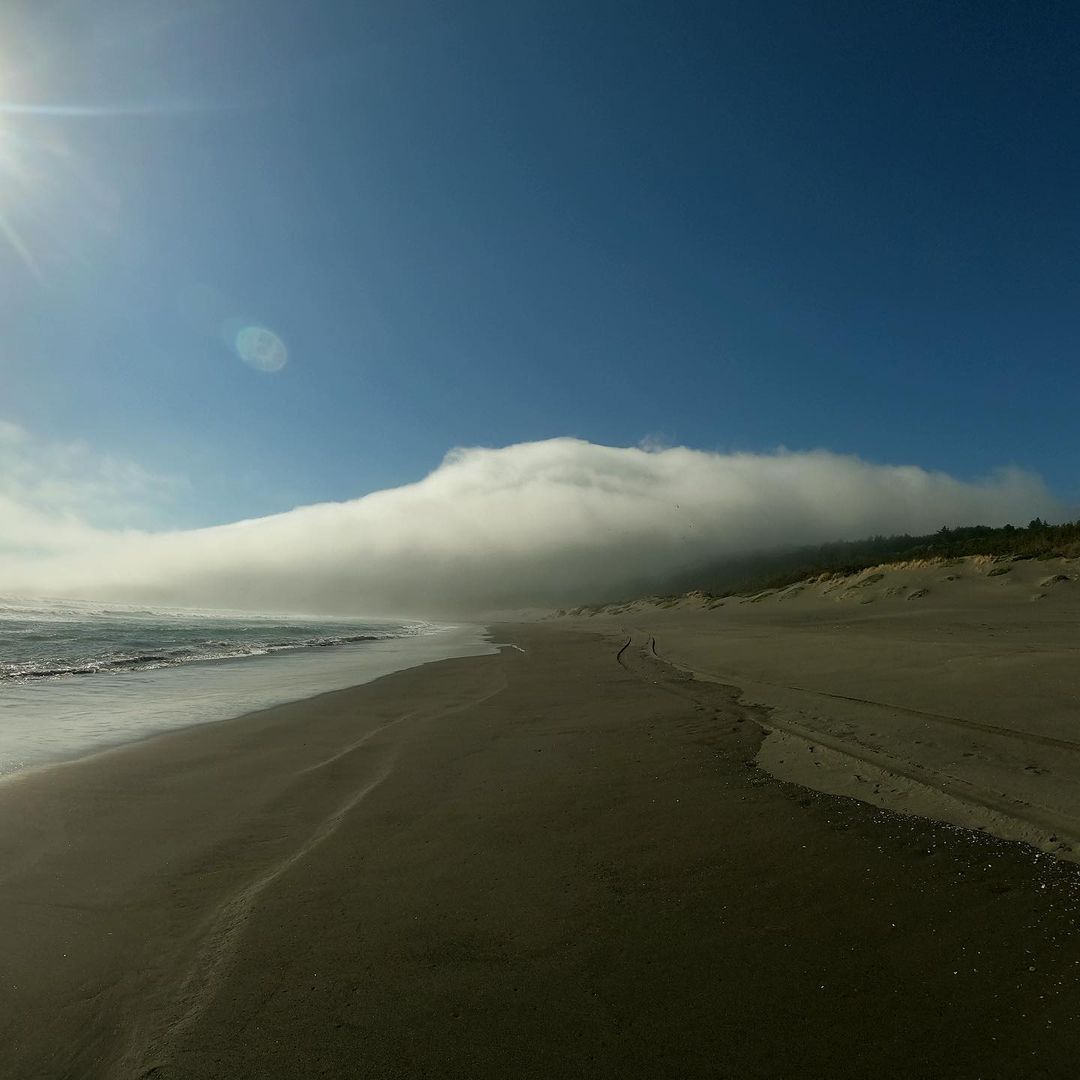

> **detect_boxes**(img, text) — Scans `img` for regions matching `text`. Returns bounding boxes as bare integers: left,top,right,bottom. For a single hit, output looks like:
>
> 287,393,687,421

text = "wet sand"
2,621,1080,1078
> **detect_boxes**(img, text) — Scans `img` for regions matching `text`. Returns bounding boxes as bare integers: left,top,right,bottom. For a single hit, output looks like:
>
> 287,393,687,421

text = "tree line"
678,517,1080,597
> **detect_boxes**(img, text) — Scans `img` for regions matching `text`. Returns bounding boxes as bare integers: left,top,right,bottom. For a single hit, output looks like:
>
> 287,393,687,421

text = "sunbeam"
0,100,225,117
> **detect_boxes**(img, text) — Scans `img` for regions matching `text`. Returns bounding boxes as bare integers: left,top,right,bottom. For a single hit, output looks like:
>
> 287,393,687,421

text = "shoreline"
0,622,496,779
3,622,1080,1078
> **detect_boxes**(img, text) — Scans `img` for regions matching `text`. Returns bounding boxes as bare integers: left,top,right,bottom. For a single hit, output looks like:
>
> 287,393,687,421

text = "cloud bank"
0,436,1057,616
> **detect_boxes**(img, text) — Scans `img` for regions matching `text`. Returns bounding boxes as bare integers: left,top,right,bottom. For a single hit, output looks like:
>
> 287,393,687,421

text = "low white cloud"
0,435,1057,615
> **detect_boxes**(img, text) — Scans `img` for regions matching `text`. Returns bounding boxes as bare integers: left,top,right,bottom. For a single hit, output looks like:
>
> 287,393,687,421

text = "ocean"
0,597,495,777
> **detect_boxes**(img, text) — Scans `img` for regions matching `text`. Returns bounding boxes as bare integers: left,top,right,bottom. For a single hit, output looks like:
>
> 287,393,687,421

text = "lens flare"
234,324,287,372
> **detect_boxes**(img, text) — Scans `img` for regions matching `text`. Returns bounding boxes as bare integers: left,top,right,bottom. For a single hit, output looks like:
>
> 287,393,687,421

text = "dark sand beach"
3,618,1080,1078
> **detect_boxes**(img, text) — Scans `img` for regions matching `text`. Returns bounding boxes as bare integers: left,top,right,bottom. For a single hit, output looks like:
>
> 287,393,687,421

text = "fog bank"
0,438,1057,615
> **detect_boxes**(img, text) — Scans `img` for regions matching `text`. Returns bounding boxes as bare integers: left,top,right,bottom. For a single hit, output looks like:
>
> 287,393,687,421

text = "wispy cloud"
0,420,184,555
0,431,1057,614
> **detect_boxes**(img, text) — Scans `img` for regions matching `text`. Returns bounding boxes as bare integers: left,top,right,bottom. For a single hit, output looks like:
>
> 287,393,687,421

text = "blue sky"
2,0,1078,532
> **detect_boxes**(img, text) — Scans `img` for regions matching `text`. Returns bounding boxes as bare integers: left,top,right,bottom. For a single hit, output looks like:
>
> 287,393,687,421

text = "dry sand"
567,555,1080,860
2,605,1080,1077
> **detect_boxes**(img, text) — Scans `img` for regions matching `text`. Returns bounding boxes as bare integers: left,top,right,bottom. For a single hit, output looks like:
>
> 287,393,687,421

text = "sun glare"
0,113,42,278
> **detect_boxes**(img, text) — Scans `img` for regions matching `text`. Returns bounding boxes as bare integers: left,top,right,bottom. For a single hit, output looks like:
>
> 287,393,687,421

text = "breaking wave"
0,596,434,682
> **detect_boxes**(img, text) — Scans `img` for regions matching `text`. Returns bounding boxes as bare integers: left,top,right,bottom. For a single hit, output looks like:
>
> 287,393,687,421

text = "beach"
569,555,1080,859
6,3,1076,1076
3,599,1080,1078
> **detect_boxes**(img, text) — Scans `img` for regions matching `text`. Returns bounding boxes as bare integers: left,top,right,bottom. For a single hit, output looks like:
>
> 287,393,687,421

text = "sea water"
0,597,496,777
